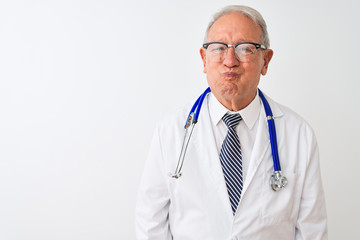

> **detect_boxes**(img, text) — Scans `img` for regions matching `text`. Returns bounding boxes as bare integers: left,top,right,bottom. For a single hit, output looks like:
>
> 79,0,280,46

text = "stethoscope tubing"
258,89,281,172
187,87,211,125
171,88,211,178
170,88,287,191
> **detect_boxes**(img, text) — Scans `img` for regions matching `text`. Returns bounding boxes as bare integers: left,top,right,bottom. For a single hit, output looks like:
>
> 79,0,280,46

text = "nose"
223,46,239,68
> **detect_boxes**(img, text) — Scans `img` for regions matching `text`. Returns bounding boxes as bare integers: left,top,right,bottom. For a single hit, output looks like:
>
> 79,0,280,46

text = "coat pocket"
260,171,300,224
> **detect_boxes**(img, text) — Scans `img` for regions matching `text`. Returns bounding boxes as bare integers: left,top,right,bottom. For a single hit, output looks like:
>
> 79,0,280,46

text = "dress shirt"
208,91,261,181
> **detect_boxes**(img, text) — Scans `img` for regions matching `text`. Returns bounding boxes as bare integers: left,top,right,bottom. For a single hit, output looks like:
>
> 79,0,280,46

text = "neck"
217,92,257,111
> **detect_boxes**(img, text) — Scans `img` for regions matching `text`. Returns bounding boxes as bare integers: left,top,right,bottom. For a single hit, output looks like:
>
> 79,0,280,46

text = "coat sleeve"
135,124,172,240
295,130,328,239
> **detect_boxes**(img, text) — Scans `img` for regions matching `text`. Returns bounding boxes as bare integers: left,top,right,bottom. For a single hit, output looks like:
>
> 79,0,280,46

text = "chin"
221,85,240,96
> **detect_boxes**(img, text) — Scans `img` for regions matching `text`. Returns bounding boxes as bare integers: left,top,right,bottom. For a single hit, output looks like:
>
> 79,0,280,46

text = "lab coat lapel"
240,94,284,198
195,96,234,218
241,109,269,196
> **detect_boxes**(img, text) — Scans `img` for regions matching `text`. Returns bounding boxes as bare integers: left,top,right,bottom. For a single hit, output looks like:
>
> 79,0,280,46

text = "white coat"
135,92,327,240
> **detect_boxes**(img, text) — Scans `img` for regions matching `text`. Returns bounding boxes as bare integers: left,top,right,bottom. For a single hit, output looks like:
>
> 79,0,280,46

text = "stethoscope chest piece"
270,171,288,191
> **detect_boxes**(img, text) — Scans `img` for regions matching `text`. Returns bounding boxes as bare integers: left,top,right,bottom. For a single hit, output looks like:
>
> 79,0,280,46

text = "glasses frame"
202,41,267,62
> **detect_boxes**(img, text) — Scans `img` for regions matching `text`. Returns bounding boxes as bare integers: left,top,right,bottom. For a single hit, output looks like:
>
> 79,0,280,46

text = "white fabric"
135,92,328,240
209,91,261,181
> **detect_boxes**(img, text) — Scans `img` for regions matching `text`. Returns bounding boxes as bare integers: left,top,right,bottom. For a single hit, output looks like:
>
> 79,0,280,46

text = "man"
136,5,327,240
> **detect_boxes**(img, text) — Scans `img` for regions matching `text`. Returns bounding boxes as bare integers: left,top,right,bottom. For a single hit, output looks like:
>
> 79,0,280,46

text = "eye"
209,44,227,54
237,44,256,55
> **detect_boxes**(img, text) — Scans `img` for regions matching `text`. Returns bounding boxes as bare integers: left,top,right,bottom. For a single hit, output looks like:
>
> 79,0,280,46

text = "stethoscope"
169,87,288,192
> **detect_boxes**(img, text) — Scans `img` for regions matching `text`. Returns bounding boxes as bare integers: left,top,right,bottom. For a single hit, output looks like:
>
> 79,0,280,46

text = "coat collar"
260,91,283,119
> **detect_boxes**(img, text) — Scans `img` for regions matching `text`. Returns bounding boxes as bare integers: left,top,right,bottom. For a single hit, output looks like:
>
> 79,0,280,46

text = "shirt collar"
209,90,261,130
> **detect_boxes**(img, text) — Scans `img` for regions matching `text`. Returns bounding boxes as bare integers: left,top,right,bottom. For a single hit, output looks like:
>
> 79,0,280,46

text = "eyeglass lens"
206,43,259,62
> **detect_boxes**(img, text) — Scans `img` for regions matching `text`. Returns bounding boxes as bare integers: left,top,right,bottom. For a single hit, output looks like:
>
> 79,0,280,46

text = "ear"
261,49,273,75
200,47,207,74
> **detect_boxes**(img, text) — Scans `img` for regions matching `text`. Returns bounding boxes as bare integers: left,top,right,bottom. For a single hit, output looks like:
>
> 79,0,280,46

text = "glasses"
202,42,266,62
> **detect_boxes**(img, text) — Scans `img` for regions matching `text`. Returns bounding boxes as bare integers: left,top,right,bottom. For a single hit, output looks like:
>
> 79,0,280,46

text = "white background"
0,0,359,239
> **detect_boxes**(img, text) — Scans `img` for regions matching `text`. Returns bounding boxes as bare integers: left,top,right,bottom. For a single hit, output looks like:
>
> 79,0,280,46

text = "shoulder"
155,101,193,134
263,93,320,167
263,93,316,138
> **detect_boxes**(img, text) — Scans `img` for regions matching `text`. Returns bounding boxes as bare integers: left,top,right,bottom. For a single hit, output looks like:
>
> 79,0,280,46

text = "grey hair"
204,5,270,48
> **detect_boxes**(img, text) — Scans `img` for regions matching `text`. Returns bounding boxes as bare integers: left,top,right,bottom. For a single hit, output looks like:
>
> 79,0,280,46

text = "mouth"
223,72,239,78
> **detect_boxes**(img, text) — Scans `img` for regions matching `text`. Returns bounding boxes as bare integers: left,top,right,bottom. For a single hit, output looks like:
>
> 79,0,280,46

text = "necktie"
220,113,243,214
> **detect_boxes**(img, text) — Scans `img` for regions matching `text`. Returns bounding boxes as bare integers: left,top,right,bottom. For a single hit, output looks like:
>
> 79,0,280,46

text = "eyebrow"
210,39,250,44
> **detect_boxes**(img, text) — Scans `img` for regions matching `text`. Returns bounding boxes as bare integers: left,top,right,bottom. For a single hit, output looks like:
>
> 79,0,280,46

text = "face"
200,12,273,110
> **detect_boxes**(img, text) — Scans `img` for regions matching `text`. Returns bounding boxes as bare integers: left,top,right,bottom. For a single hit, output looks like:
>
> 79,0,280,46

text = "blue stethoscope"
169,87,288,192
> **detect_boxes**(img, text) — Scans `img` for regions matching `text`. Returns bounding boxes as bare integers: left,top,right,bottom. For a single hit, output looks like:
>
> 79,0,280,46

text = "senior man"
136,5,327,240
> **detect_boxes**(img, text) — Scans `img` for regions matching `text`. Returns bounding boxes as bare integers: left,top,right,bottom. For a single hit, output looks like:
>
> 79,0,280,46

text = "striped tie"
220,113,243,214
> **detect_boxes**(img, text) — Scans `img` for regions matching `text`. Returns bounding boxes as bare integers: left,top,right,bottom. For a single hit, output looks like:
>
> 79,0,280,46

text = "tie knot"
222,113,242,129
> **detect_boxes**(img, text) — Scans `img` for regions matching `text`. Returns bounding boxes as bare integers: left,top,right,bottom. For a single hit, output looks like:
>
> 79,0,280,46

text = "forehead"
207,12,262,43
